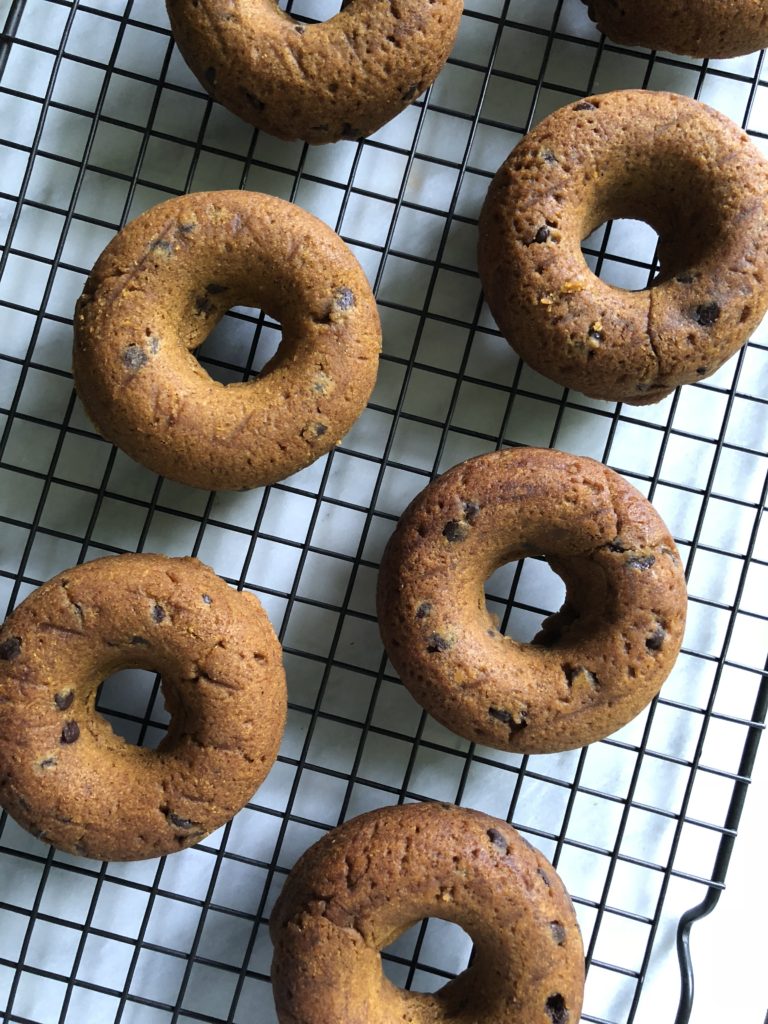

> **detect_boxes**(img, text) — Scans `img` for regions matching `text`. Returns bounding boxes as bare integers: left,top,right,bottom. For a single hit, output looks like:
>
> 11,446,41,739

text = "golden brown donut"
0,554,286,861
165,0,463,144
73,190,381,492
377,447,687,754
270,802,585,1024
583,0,768,58
478,90,768,405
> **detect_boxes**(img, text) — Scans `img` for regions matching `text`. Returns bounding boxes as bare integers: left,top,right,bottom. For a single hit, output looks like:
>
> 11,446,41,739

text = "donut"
0,553,286,861
270,802,585,1024
377,447,687,754
583,0,768,59
165,0,463,145
477,90,768,405
73,190,381,492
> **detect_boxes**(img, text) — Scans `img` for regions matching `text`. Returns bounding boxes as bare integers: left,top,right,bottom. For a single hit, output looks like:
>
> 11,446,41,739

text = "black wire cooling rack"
1,1,767,1022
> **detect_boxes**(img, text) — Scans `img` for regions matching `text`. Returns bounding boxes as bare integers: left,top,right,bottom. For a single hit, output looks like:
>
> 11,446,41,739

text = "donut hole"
575,155,729,293
194,305,282,384
277,0,346,23
581,218,661,292
486,557,567,644
95,668,169,750
381,918,473,992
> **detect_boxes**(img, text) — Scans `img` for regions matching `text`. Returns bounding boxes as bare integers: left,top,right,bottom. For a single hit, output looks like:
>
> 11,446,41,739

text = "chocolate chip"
550,921,566,945
542,149,558,163
205,282,228,295
588,325,604,341
607,539,626,552
0,636,21,661
334,287,355,310
415,602,432,619
54,690,74,711
574,101,597,110
646,625,665,651
150,238,173,254
442,520,468,542
463,501,480,524
40,757,57,769
627,554,655,570
60,721,80,744
487,828,507,851
202,594,212,605
696,366,707,375
151,604,166,623
178,222,196,234
195,295,214,315
695,302,720,327
489,707,512,724
426,634,450,653
533,226,550,244
130,636,149,646
243,91,265,110
314,423,328,436
402,83,419,101
545,994,568,1024
341,123,362,139
166,811,196,829
537,867,551,887
489,706,528,728
123,345,148,371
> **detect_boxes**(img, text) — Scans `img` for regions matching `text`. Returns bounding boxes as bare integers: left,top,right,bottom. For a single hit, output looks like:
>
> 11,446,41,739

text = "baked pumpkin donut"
271,802,585,1024
165,0,463,144
0,554,286,861
74,190,381,492
377,447,687,754
583,0,768,59
478,90,768,405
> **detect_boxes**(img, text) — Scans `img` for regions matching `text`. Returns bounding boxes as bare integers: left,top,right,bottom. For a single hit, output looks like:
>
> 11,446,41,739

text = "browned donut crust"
583,0,768,58
270,802,584,1024
165,0,463,145
0,554,286,861
377,448,687,754
73,191,381,492
478,90,768,405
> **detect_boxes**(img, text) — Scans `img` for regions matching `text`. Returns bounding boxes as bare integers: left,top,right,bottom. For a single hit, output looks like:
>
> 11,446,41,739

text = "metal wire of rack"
0,1,767,1022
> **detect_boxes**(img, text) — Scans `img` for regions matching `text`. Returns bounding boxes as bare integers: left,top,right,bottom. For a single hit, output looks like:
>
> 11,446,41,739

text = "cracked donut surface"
583,0,768,58
0,553,286,860
478,90,768,405
165,0,463,144
377,447,687,754
74,190,381,491
270,802,585,1024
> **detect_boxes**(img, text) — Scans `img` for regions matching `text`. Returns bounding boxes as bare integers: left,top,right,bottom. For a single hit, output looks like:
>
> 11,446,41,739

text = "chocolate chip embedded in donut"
60,721,80,744
695,302,721,327
0,636,21,661
54,690,75,711
546,993,569,1024
487,827,508,851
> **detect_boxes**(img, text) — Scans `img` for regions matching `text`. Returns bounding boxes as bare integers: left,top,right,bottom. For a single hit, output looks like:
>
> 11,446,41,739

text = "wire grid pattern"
0,0,767,1022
